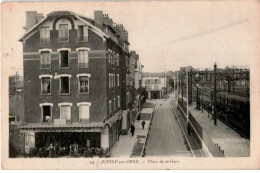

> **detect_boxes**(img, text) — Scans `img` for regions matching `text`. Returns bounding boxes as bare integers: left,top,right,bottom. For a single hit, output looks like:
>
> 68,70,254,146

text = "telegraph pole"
214,63,217,125
186,67,189,124
177,72,179,99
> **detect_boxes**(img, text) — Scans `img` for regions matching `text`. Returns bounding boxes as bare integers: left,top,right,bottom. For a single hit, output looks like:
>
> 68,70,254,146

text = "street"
145,93,192,157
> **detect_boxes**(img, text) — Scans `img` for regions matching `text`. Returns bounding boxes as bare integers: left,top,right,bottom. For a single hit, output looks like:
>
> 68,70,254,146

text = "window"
109,73,112,89
78,25,88,41
78,103,91,122
60,77,70,94
155,79,158,83
60,51,69,68
79,76,89,93
117,74,120,88
126,93,129,106
59,24,69,42
42,105,51,122
40,27,50,42
40,51,51,69
109,100,112,115
60,105,71,122
78,50,89,68
113,74,115,88
41,77,51,95
118,96,120,108
114,98,116,112
117,54,119,66
147,80,150,83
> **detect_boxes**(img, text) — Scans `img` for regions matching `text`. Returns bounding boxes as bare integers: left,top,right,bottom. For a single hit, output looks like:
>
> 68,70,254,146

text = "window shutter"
79,105,89,120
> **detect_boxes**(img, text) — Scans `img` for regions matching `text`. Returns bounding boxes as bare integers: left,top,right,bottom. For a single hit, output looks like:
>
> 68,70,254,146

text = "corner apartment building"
18,10,132,155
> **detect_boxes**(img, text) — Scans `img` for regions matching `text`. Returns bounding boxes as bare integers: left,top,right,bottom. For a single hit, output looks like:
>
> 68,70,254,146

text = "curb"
140,112,153,157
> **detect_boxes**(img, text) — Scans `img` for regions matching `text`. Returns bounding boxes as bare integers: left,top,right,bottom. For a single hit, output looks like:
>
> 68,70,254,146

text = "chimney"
114,24,128,41
36,13,44,23
102,14,109,25
25,11,37,31
94,11,103,28
109,18,113,27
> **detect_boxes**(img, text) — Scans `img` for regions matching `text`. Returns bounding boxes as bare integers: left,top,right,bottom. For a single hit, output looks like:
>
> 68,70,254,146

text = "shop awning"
18,122,105,132
106,110,123,126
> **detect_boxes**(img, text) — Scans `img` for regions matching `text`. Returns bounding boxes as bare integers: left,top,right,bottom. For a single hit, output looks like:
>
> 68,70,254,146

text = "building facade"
18,10,134,156
142,77,167,99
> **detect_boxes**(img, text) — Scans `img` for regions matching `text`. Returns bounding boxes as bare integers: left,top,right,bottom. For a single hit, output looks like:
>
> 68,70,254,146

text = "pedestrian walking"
130,123,135,137
141,120,146,129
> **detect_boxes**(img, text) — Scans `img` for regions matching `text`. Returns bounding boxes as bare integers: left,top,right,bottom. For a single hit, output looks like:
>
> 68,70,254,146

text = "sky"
2,1,259,75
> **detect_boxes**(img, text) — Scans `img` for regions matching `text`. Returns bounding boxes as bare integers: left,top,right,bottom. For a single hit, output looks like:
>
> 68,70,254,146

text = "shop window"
60,105,71,122
59,24,69,42
60,51,69,68
40,51,51,69
42,105,51,122
78,25,88,41
60,77,70,94
78,50,89,68
40,27,50,43
79,76,89,94
41,77,51,95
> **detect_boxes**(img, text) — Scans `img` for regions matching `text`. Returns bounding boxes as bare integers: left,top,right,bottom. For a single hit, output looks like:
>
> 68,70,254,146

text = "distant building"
142,77,167,99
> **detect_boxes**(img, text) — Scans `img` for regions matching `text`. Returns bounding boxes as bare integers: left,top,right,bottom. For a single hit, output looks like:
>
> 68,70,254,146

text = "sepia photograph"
1,0,260,170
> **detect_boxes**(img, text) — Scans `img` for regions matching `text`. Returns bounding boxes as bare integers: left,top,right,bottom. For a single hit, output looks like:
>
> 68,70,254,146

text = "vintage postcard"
1,0,260,170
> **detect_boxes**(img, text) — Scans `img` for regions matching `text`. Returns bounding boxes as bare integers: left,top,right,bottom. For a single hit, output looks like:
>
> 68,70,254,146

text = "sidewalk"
188,102,250,157
177,94,250,157
110,116,151,157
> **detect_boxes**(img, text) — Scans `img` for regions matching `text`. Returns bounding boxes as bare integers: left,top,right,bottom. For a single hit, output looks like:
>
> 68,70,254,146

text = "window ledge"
60,93,71,96
77,40,88,43
78,93,90,95
40,41,51,44
59,67,70,70
59,41,69,43
41,94,52,96
41,68,51,70
79,67,89,69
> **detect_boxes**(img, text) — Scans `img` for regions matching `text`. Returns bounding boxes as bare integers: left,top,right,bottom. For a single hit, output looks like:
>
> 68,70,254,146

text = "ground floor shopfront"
19,113,123,157
147,90,165,99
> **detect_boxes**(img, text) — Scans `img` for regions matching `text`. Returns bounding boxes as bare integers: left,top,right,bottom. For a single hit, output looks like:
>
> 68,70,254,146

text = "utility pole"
195,73,200,110
15,71,19,100
174,74,176,96
186,67,189,124
177,71,179,99
214,63,217,125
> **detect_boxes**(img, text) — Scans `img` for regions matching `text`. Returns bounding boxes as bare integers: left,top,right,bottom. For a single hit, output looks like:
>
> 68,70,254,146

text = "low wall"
177,101,224,157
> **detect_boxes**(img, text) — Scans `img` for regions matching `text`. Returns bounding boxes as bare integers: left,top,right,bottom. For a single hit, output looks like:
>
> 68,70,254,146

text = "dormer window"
40,27,50,43
78,25,88,42
59,24,69,42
